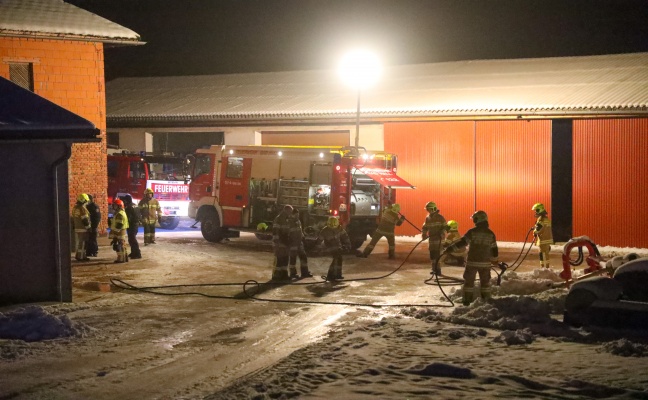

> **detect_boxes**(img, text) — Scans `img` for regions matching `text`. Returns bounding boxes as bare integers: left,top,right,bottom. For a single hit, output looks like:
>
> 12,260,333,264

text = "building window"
107,132,120,149
9,63,34,91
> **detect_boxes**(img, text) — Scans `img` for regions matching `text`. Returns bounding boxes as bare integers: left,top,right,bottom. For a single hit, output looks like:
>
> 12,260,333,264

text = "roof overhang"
0,77,100,142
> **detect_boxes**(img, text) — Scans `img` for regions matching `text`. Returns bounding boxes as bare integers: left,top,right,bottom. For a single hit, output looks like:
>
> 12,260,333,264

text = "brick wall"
0,37,108,234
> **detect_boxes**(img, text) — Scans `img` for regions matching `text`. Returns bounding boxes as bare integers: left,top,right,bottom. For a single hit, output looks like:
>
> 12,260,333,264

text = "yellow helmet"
327,216,340,228
390,203,401,213
76,193,89,203
256,222,268,231
447,220,458,230
471,210,488,224
425,201,437,212
144,188,155,195
532,203,546,215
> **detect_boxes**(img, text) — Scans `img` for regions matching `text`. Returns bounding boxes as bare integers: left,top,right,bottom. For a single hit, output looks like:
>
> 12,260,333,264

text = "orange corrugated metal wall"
385,120,552,241
475,121,552,241
384,122,475,237
573,119,648,248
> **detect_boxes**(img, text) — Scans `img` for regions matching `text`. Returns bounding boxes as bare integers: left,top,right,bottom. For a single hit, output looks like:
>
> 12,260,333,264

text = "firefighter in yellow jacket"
318,216,351,282
422,201,447,275
532,203,553,269
71,193,91,261
138,188,162,245
110,199,129,263
358,203,406,259
446,211,499,306
442,220,466,266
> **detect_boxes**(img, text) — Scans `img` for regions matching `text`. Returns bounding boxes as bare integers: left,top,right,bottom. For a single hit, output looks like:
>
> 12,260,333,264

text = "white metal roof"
0,0,141,44
107,52,648,126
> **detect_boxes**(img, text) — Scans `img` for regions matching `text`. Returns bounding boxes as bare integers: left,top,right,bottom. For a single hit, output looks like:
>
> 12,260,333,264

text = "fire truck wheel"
159,217,180,230
201,209,224,243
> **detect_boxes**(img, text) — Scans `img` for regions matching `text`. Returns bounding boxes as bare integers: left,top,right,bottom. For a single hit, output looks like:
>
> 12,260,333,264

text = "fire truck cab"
107,151,190,230
187,145,414,248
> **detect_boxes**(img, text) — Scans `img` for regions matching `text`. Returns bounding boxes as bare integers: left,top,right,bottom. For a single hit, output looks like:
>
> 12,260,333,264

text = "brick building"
0,0,141,234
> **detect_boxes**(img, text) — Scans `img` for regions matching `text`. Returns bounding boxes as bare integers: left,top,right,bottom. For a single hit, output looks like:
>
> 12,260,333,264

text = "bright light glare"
278,151,283,157
229,149,234,155
338,50,382,90
319,152,324,158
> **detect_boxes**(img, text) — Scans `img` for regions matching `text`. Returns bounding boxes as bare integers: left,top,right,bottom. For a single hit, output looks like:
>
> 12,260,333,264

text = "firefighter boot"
289,266,299,279
300,265,313,278
272,269,290,282
462,287,474,306
335,265,344,280
326,261,338,281
431,261,442,276
388,249,396,260
481,287,492,302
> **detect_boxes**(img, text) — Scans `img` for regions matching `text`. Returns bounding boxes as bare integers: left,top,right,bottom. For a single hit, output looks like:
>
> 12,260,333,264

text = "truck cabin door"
220,156,252,226
189,153,216,202
128,159,147,196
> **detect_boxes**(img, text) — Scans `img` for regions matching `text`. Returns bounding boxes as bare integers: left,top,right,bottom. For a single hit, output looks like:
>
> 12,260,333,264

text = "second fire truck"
187,145,414,248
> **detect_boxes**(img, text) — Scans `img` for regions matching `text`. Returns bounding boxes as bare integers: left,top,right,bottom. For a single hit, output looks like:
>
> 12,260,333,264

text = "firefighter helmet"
257,222,268,231
390,203,401,213
122,194,133,206
447,220,458,231
144,188,154,195
471,210,488,224
113,199,125,208
77,193,89,203
425,201,438,212
532,203,546,215
327,216,340,228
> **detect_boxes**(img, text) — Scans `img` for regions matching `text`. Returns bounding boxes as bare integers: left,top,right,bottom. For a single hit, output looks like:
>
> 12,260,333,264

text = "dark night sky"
67,0,648,81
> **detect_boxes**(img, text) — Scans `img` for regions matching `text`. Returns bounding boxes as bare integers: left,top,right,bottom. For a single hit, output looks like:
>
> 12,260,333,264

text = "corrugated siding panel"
384,121,475,237
475,120,552,242
573,119,648,248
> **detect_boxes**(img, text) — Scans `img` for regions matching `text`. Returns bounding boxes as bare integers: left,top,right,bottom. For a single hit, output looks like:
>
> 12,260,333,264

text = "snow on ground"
2,231,648,399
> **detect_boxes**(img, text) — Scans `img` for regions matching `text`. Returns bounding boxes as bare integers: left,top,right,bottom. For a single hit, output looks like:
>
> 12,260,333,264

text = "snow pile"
0,306,92,342
600,338,648,357
493,328,535,345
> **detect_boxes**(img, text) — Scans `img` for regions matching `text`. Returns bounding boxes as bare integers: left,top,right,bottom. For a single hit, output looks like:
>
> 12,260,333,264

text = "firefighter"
358,203,406,259
443,220,466,266
109,199,129,263
532,203,554,269
123,195,142,259
85,194,101,257
288,208,312,279
446,210,499,306
318,216,351,281
421,201,448,275
138,188,162,245
271,205,294,281
71,193,91,261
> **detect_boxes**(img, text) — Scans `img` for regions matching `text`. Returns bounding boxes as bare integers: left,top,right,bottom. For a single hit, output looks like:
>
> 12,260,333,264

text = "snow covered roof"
0,0,141,44
106,52,648,127
0,76,100,141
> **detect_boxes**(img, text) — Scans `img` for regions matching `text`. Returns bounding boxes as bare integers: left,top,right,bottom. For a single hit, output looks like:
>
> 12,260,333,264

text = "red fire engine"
187,145,414,248
107,151,190,230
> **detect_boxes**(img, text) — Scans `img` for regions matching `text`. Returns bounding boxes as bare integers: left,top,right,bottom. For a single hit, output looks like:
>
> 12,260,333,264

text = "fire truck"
107,151,190,230
187,145,414,248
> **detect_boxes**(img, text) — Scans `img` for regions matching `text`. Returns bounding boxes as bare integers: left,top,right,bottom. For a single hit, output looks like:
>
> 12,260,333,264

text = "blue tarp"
0,76,99,141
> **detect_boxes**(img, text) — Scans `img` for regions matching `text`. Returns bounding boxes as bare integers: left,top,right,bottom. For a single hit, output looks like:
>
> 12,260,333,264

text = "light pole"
337,50,382,150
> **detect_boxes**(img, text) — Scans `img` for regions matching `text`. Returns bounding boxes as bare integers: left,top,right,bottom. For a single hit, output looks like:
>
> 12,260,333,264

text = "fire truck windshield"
147,162,186,181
